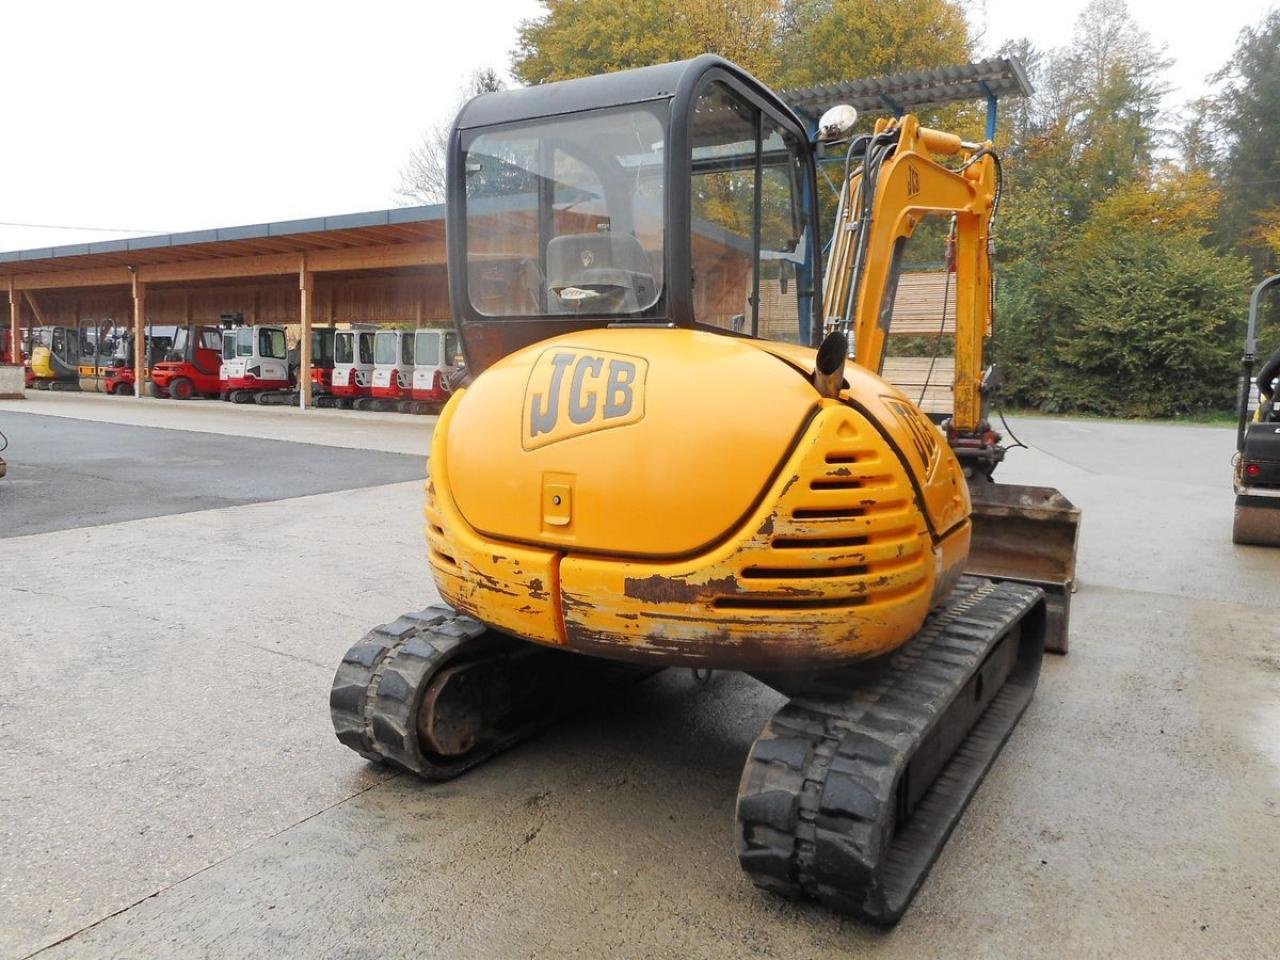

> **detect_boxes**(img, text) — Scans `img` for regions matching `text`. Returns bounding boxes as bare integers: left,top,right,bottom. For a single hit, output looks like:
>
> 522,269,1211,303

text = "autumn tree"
397,68,505,205
776,0,970,88
512,0,782,85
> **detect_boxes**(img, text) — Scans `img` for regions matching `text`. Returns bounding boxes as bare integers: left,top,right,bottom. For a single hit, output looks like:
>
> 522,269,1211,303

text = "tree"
1037,171,1249,416
1209,9,1280,273
776,0,970,89
397,68,505,205
512,0,782,86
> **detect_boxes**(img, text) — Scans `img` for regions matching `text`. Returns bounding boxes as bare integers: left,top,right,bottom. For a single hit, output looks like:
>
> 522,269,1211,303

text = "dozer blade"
737,577,1046,924
965,481,1080,654
1232,495,1280,546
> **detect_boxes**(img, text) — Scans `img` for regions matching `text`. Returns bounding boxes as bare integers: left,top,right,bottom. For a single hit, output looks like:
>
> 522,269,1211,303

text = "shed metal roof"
0,204,444,276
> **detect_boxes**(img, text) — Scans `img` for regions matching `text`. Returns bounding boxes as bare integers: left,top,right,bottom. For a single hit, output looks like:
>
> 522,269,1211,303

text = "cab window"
335,334,353,365
358,332,375,365
464,103,667,318
416,331,440,366
259,328,286,360
374,331,397,365
689,82,812,344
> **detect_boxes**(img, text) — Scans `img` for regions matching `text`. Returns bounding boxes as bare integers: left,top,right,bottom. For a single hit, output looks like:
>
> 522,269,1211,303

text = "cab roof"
454,55,804,132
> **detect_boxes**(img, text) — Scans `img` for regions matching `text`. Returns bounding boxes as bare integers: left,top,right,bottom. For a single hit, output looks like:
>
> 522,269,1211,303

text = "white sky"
0,0,1272,254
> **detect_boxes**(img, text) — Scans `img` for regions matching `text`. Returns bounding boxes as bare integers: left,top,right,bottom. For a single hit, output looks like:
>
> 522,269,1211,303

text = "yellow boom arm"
822,115,998,434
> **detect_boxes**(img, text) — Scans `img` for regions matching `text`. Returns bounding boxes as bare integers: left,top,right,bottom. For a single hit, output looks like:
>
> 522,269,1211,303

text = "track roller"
331,605,656,780
736,577,1046,925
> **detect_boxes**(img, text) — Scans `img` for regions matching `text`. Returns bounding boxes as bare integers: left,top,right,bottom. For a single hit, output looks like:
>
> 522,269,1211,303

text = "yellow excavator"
330,56,1079,923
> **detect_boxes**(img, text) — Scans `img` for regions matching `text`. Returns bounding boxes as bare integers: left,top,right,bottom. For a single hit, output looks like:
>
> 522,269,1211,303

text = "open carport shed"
1,205,448,406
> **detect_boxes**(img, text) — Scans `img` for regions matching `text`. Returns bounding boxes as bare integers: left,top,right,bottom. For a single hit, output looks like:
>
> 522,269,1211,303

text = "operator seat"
546,232,656,313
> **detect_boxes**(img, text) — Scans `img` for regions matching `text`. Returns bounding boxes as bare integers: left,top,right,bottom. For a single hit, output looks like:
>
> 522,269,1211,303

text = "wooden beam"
139,253,299,285
23,291,47,326
299,257,314,410
306,243,436,273
132,273,146,400
8,265,133,291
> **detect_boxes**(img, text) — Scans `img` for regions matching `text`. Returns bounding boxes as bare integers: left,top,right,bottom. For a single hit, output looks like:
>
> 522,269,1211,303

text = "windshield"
222,333,236,360
335,332,353,364
464,103,667,319
311,330,334,364
236,327,253,357
374,331,397,365
415,330,440,366
171,328,189,357
258,328,286,360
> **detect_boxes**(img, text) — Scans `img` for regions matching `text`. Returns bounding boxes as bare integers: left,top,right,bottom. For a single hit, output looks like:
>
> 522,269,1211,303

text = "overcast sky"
0,0,1272,254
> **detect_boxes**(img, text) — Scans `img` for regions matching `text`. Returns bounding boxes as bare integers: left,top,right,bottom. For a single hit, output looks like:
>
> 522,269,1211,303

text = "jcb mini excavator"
1233,272,1280,545
330,57,1079,923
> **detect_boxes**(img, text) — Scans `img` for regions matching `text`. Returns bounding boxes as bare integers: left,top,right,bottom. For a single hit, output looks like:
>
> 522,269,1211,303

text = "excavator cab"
332,56,1079,925
448,56,819,372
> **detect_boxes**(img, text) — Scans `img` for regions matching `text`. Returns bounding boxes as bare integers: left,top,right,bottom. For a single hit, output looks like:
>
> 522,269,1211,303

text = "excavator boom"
821,113,1080,650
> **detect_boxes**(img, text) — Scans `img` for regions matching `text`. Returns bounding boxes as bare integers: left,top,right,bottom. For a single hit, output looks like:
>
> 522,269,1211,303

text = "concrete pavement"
1,394,1277,959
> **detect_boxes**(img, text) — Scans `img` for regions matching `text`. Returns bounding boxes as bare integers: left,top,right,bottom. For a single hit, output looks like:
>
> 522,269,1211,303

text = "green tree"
1209,9,1280,273
1028,173,1249,416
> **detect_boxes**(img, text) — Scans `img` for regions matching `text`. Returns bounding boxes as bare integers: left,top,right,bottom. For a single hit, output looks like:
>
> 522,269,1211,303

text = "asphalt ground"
0,410,427,538
1,392,1277,960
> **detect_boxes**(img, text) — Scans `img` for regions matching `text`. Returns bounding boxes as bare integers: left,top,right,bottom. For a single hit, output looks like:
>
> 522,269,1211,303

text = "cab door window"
689,82,812,343
690,82,758,334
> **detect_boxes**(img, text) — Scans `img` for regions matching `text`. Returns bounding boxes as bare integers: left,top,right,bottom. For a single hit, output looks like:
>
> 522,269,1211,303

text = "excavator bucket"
964,482,1081,654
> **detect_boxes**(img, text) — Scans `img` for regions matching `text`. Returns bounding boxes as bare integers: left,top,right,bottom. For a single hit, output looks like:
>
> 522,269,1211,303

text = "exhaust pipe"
813,330,848,399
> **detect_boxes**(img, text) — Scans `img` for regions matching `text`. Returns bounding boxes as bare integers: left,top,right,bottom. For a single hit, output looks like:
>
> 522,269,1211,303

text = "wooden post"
132,271,146,399
8,279,19,366
299,256,313,410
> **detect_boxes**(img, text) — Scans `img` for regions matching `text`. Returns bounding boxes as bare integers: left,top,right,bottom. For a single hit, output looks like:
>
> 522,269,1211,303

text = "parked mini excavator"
28,326,82,390
221,324,291,403
1233,272,1280,545
329,327,377,407
329,57,1080,923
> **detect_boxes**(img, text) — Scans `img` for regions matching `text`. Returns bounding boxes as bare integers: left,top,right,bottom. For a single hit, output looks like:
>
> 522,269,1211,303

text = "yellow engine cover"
427,328,972,669
30,346,55,379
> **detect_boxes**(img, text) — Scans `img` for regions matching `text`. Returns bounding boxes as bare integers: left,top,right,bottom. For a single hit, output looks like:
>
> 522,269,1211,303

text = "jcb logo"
906,164,921,198
523,348,647,449
883,396,939,469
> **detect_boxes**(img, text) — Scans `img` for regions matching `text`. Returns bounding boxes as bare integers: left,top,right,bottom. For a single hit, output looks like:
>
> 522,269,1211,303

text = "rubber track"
329,605,490,779
330,605,654,780
735,577,1045,924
